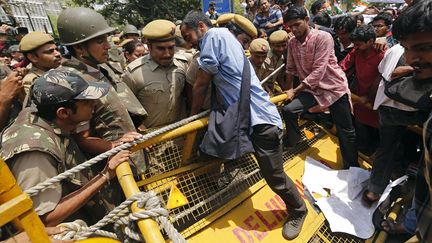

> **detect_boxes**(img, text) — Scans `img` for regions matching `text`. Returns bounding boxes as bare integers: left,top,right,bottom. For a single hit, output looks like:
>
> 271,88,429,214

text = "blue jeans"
404,205,417,234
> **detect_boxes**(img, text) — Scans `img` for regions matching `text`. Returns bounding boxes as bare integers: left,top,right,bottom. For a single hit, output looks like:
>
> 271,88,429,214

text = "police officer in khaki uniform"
215,14,258,51
0,32,59,128
56,7,146,172
266,30,288,94
249,38,271,81
20,31,62,96
1,69,129,226
185,51,212,110
125,19,188,128
174,25,196,63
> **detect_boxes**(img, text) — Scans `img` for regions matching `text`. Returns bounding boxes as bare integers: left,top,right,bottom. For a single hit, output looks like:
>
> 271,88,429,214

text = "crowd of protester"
1,0,432,242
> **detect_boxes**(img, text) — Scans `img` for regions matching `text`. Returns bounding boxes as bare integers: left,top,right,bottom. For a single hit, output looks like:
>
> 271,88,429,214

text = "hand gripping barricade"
0,62,288,243
1,66,378,243
19,111,211,243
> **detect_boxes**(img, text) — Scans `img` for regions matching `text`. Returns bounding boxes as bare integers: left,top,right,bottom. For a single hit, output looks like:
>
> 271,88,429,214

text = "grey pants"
251,124,306,213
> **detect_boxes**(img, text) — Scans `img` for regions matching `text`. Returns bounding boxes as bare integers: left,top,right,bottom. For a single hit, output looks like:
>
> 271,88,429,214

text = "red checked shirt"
286,29,351,109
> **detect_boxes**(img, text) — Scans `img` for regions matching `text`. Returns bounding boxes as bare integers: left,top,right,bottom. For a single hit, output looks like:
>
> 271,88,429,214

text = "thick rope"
56,220,118,240
25,61,285,197
24,110,210,197
58,191,186,243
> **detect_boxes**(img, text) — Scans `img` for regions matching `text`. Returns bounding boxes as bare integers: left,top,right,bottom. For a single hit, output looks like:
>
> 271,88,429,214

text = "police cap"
142,20,176,42
249,38,270,53
217,14,257,38
269,30,288,44
19,32,54,52
216,13,235,26
233,15,258,39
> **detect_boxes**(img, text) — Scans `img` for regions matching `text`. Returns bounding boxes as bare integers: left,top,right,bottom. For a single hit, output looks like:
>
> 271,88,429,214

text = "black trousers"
368,106,428,194
251,124,306,213
282,92,358,169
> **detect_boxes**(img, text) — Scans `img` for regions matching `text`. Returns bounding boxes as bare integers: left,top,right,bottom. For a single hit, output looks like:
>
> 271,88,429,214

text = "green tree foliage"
69,0,201,27
234,0,245,14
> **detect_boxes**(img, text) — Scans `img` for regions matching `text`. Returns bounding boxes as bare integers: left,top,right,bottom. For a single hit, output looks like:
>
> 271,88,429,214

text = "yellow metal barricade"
0,158,50,243
0,92,404,242
116,93,365,242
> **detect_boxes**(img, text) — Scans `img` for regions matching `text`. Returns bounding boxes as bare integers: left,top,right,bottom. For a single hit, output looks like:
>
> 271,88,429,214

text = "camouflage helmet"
123,24,139,35
57,7,115,46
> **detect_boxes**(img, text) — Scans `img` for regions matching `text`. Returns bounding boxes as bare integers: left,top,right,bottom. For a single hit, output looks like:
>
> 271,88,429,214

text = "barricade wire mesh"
138,119,363,242
308,221,364,243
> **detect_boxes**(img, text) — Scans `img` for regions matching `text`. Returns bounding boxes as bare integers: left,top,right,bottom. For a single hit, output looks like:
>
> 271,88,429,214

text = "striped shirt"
253,8,283,30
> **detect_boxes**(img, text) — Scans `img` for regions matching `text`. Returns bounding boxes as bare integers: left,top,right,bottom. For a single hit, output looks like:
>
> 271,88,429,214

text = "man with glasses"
371,12,396,48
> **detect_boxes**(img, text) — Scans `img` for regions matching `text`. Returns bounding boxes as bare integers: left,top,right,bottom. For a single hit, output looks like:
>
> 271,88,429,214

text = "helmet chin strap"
81,45,101,67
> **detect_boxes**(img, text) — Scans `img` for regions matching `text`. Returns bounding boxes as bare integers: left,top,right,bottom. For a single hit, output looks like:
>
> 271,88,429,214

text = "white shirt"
373,44,418,111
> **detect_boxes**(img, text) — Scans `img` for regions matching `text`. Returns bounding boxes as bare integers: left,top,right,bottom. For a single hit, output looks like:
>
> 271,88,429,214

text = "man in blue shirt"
254,0,283,36
181,10,307,240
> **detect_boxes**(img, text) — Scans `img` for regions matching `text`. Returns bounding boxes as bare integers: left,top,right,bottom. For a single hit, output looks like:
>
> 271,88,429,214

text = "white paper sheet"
302,156,408,239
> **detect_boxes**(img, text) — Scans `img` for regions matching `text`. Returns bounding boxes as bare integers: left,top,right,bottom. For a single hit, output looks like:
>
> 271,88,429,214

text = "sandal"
380,219,409,234
362,189,380,207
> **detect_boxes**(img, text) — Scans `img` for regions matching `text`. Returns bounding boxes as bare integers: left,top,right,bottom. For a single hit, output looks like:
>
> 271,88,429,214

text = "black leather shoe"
282,209,308,240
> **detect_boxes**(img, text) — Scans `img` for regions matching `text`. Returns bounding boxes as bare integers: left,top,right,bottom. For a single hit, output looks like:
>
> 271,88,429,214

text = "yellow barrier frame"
114,94,289,242
0,158,50,242
117,92,421,241
0,92,413,242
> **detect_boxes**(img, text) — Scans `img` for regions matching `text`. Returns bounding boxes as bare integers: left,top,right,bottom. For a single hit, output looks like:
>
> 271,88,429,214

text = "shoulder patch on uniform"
127,56,147,73
174,53,189,62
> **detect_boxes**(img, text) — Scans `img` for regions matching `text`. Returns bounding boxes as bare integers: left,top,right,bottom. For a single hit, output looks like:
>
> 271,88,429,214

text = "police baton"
260,64,285,85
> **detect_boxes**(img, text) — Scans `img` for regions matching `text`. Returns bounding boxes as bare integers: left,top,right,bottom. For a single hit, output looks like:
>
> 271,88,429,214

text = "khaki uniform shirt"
22,65,45,96
99,62,148,125
250,57,272,81
11,151,62,215
265,50,286,95
185,52,212,110
125,54,188,128
175,47,197,64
